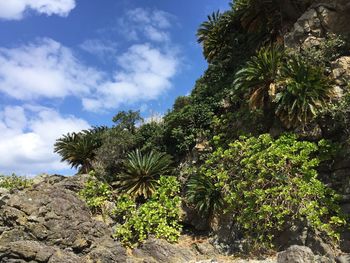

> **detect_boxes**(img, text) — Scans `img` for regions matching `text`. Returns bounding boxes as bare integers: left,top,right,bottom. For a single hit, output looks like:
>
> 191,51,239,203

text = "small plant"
0,174,33,190
79,171,112,214
275,56,334,128
114,149,173,199
114,176,182,247
186,172,224,220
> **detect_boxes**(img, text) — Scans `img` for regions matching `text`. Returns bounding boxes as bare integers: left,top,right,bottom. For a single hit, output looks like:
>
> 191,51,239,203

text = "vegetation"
55,0,350,253
54,127,106,173
195,134,345,249
114,176,181,247
0,174,33,190
79,171,112,213
114,149,173,200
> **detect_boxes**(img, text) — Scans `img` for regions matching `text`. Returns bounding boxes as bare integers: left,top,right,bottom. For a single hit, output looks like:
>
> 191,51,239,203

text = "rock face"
285,0,350,49
0,175,127,263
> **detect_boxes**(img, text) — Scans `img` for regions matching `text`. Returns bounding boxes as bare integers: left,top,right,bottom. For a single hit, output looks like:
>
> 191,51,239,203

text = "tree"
114,149,173,200
93,127,136,182
54,127,106,174
112,110,143,134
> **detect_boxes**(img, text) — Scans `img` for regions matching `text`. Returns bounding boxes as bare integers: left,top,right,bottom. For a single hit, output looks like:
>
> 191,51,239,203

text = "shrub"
275,56,334,128
196,134,345,250
186,172,224,219
114,149,173,200
79,172,112,214
114,176,182,247
0,174,32,190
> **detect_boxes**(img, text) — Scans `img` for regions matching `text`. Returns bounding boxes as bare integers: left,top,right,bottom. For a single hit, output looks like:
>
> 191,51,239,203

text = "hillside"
1,0,350,262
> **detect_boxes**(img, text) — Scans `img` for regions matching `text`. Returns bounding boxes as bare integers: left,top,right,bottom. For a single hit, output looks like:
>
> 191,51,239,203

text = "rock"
285,0,350,49
332,56,350,88
336,254,350,263
133,238,196,263
277,245,315,263
0,175,127,262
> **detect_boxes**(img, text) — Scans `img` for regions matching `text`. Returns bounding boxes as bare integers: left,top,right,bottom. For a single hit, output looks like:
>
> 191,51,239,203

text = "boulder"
0,175,127,262
277,245,316,263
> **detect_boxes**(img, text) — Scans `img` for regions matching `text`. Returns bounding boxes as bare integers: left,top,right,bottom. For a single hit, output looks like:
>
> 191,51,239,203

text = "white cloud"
79,39,118,59
118,8,173,42
82,44,179,111
0,38,179,112
0,38,103,100
0,105,90,175
0,0,76,20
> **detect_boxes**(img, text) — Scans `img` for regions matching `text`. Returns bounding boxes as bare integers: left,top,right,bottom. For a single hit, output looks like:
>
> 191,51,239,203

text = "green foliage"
164,103,214,158
112,110,143,134
275,56,334,128
93,128,136,182
114,149,173,199
186,172,224,218
54,127,106,173
299,33,349,69
0,174,33,190
197,134,345,250
135,122,166,153
114,176,182,247
234,45,283,110
79,171,112,213
234,45,334,129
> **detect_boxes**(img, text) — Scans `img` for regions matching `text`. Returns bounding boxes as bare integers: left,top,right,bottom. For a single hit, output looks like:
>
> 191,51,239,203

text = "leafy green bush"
0,174,33,190
79,172,112,213
114,176,182,247
196,134,345,250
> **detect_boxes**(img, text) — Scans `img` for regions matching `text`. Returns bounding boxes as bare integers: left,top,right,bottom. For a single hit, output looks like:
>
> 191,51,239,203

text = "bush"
79,172,113,214
196,134,345,250
0,174,32,190
114,176,182,247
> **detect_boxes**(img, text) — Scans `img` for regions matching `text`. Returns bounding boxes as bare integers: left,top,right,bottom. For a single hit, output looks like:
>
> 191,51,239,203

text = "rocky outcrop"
285,0,350,49
0,175,127,263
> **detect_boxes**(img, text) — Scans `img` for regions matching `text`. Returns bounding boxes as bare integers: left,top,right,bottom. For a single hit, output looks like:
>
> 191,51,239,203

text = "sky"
0,0,230,176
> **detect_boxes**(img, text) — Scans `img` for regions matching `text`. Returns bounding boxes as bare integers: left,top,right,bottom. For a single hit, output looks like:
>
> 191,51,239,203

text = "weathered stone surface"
277,245,315,263
285,0,350,49
0,175,127,262
332,56,350,88
133,238,196,263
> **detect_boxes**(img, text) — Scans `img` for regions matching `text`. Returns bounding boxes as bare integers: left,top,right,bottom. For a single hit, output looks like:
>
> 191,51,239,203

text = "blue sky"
0,0,230,176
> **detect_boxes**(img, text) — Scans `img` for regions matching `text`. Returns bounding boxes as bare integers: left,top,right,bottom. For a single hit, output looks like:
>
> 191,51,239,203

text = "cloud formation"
0,0,76,20
0,38,102,100
0,36,179,112
118,8,174,42
0,105,90,175
83,44,179,111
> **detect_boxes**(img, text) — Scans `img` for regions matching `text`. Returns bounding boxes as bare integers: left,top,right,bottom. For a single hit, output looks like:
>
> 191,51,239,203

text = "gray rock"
277,245,315,263
133,238,196,263
0,175,127,262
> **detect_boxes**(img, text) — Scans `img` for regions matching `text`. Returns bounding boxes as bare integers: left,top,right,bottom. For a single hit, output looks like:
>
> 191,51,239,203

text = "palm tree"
186,173,224,220
114,149,173,200
197,10,228,62
234,45,283,111
275,56,335,128
54,127,106,173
